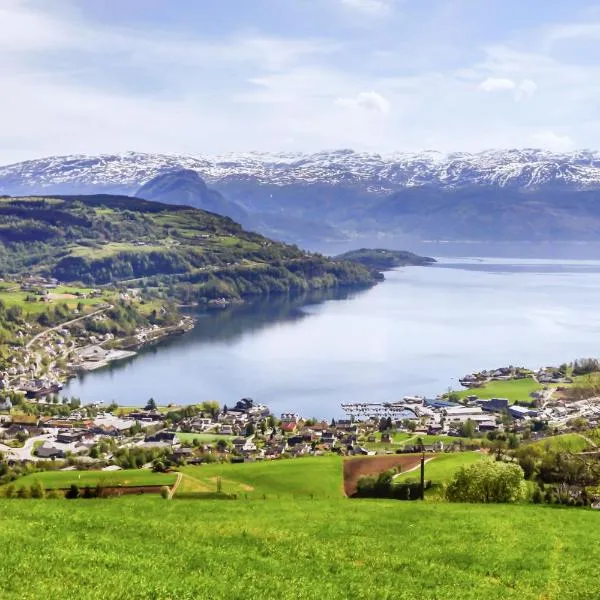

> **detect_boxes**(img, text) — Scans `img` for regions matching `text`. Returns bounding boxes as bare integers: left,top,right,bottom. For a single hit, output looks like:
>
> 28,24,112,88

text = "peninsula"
335,248,436,270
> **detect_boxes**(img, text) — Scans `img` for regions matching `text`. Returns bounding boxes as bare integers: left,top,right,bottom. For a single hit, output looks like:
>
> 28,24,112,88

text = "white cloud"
339,0,397,17
478,77,537,101
336,91,391,113
529,130,575,152
516,79,538,99
479,77,516,92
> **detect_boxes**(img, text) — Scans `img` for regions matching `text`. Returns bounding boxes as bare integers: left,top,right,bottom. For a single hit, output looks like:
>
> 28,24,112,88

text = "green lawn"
176,432,235,444
0,498,599,599
395,452,489,484
529,434,591,453
456,377,542,404
0,288,110,316
178,456,343,498
7,469,176,490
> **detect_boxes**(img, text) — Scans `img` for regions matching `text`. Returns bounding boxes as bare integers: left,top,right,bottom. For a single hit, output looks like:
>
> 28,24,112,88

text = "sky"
2,0,600,163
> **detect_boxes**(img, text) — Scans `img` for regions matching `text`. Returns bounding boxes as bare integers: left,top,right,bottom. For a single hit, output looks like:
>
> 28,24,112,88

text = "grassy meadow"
529,433,591,453
456,377,542,404
0,284,111,316
176,432,235,444
0,497,599,599
178,455,344,498
394,451,489,485
10,469,176,490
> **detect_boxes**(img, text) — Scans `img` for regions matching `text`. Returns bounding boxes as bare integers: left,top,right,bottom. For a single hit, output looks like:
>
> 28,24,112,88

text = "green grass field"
176,432,235,444
0,497,599,599
395,452,489,484
8,469,176,490
456,377,542,404
0,287,110,316
178,456,343,498
529,433,591,453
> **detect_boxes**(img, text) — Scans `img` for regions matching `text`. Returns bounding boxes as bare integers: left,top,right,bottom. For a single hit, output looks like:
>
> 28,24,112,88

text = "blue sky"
1,0,600,162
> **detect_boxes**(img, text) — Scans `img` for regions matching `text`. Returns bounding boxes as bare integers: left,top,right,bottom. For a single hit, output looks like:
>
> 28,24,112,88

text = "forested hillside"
0,195,377,304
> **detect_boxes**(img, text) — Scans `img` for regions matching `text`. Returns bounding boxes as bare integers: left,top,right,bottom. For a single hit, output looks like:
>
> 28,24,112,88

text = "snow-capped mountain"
4,149,600,246
3,149,600,196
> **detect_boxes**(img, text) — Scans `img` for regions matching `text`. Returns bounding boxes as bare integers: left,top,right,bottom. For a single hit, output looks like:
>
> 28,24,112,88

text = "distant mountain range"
3,149,600,245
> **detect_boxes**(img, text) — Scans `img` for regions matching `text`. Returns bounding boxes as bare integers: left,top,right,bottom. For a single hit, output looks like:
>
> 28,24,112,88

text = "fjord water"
63,258,600,417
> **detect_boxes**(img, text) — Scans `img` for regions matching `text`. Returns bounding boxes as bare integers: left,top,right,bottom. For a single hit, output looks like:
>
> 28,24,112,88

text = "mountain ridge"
4,149,600,194
3,150,600,245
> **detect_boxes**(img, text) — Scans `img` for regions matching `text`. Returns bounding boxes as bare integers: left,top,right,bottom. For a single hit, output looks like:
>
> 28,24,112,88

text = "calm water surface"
63,257,600,417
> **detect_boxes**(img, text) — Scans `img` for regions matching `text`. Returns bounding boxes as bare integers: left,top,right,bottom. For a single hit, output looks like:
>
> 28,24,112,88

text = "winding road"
26,305,111,349
0,433,53,462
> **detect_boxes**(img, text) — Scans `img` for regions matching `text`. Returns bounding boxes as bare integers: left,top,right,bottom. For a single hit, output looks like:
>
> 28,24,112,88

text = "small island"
334,248,436,270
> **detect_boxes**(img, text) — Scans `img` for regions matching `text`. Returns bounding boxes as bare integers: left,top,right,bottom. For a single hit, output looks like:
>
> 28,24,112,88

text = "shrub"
4,484,15,498
16,486,30,499
160,486,170,500
30,481,45,499
445,460,527,504
65,484,80,499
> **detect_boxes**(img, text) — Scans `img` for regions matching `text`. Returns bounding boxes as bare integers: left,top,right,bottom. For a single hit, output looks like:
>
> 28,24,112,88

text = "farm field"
178,455,343,498
0,497,599,599
0,285,110,316
456,377,542,404
7,469,176,490
394,452,489,485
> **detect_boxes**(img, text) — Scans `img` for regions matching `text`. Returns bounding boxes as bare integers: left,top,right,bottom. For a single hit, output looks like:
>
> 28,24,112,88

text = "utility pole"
420,451,425,500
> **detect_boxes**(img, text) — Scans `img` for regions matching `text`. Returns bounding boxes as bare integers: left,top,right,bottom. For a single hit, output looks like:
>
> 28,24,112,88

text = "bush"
16,486,30,499
30,481,45,499
65,484,80,499
445,460,527,504
532,485,544,504
4,483,15,498
160,486,170,500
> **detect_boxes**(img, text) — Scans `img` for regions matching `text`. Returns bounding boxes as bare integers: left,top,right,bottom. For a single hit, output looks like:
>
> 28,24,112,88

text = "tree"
459,419,475,439
507,433,520,449
245,422,255,436
145,397,157,411
445,460,526,503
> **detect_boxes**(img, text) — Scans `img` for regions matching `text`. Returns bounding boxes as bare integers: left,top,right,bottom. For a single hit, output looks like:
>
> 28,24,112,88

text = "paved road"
26,305,111,349
0,433,53,462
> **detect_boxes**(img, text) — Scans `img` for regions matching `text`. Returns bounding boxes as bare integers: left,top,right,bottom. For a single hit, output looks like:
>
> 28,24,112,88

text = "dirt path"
169,472,183,499
391,457,435,481
26,305,110,349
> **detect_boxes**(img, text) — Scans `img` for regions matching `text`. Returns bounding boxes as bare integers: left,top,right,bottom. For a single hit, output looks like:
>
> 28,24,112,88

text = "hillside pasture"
394,452,489,486
529,433,591,453
178,456,343,499
456,377,542,404
1,498,599,599
7,469,176,491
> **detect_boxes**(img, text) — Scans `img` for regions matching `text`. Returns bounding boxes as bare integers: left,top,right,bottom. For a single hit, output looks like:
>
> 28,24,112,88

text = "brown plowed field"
343,454,426,496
